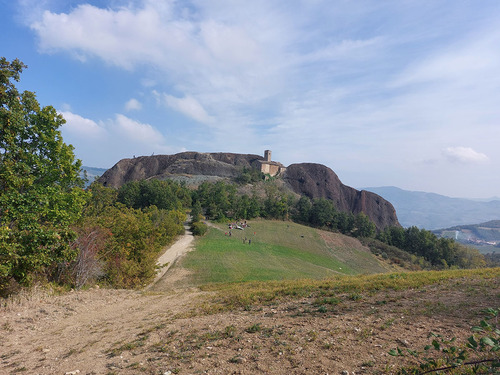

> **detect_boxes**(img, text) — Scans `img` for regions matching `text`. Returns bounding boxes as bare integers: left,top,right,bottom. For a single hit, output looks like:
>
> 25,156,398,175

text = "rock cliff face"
98,152,264,188
98,153,400,230
283,163,400,230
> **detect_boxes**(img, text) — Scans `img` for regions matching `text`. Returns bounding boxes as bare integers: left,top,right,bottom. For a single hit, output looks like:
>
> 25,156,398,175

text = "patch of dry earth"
1,278,499,374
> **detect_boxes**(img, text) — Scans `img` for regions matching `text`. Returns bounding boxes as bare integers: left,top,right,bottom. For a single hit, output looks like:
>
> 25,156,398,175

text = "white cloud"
111,114,165,144
28,1,287,111
443,147,489,164
59,110,174,166
60,111,106,138
61,111,163,144
200,20,261,64
125,98,142,111
162,94,213,125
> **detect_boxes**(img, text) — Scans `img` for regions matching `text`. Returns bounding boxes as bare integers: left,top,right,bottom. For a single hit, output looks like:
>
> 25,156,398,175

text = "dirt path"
146,221,195,290
1,225,200,375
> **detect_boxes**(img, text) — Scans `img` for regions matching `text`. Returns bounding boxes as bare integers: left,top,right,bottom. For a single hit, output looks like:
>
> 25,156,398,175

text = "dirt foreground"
1,228,499,375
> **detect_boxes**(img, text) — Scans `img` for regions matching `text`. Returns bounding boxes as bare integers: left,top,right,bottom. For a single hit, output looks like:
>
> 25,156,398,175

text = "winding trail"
146,220,195,289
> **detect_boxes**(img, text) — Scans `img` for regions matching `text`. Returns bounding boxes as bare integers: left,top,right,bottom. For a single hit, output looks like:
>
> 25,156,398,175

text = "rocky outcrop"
98,153,400,230
283,163,400,230
98,152,264,188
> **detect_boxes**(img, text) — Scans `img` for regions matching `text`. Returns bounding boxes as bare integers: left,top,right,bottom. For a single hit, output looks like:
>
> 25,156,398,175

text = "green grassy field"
181,219,391,285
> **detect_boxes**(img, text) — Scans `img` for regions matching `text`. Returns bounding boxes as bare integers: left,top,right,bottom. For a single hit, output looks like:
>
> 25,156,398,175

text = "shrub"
56,225,110,288
191,221,208,236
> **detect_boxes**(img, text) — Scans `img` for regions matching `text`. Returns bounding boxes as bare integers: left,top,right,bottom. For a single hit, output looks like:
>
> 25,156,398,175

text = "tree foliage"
0,58,87,291
290,196,374,238
235,167,264,184
64,183,185,288
378,226,485,269
117,179,191,211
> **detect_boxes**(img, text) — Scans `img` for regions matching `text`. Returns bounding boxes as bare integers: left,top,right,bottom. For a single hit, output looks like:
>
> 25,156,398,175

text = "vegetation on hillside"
182,221,357,285
377,226,485,269
0,58,88,294
189,180,485,271
70,183,186,288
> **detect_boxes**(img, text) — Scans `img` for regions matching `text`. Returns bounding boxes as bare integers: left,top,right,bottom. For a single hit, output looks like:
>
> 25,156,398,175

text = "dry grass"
0,284,56,312
199,267,500,312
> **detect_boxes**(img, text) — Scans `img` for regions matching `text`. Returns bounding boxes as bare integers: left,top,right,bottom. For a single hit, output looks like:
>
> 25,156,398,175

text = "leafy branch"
390,307,500,374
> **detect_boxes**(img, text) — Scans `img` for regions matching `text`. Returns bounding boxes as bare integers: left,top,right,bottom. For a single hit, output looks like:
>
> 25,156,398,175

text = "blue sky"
2,0,500,198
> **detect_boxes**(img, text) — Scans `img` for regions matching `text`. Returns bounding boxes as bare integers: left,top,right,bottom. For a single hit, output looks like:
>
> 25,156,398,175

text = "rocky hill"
284,163,399,230
98,152,264,188
98,152,399,230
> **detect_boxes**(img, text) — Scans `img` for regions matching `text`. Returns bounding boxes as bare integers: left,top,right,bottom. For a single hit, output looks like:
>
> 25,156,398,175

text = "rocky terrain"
284,163,399,230
98,152,399,230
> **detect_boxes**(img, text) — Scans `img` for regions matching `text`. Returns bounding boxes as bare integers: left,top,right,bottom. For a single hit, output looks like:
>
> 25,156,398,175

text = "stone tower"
264,150,272,162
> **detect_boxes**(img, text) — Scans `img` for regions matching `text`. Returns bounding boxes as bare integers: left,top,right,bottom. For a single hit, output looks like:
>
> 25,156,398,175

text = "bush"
56,225,110,288
95,206,185,288
363,238,428,270
73,188,186,289
191,221,208,236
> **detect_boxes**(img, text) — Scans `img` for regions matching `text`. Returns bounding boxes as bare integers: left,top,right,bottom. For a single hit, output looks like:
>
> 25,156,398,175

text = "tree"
190,200,203,222
309,198,336,227
0,58,88,291
352,212,376,238
293,196,312,223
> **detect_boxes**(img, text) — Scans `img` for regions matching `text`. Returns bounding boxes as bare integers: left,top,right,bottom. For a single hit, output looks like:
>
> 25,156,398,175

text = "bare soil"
1,229,499,375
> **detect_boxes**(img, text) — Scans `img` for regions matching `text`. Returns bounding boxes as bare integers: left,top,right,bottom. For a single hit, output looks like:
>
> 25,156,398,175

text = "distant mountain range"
362,186,500,230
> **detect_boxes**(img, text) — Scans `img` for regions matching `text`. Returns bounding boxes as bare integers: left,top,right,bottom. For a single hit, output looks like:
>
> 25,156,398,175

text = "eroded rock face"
98,154,400,230
98,152,264,188
283,163,400,230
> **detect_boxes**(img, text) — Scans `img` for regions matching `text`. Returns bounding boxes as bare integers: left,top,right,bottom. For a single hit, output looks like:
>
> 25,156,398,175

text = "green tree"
336,211,355,234
190,200,203,222
293,196,312,223
309,198,336,227
0,58,88,290
352,212,376,238
117,179,191,211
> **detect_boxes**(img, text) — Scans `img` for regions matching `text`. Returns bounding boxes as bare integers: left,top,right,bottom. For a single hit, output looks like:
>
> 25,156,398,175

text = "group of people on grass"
225,220,255,244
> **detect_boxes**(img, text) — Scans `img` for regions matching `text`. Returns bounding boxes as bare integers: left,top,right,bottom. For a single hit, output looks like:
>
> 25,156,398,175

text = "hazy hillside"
433,220,500,253
363,186,500,230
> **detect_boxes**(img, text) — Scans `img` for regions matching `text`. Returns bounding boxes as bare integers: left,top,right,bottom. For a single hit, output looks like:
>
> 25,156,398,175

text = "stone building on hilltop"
258,150,286,177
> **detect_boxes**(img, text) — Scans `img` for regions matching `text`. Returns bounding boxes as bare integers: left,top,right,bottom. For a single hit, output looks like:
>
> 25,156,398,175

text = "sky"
1,0,500,199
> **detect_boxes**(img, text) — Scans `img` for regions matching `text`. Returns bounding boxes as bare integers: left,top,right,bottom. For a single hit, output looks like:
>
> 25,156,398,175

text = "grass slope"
181,220,392,285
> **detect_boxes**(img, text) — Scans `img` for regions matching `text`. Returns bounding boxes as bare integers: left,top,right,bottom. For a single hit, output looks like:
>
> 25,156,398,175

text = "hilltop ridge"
98,151,399,230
